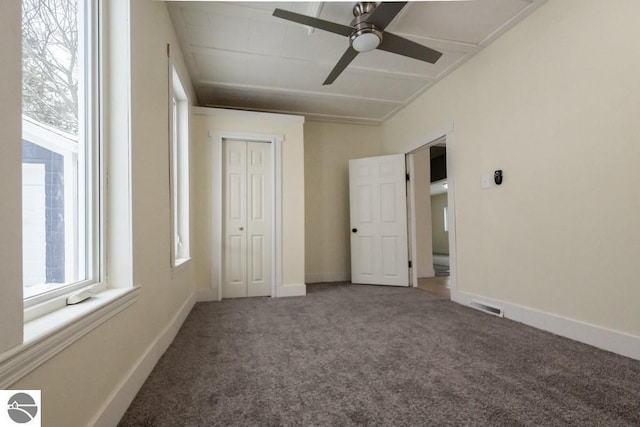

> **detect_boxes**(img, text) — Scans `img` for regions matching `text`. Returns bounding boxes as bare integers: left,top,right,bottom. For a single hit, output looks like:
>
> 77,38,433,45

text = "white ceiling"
167,1,546,124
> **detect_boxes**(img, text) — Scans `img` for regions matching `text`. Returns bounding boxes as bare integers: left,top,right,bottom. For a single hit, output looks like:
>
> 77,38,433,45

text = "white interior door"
349,154,409,286
222,139,272,298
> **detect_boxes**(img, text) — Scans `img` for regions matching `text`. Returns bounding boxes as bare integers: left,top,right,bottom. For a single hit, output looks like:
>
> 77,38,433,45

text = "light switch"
481,173,491,189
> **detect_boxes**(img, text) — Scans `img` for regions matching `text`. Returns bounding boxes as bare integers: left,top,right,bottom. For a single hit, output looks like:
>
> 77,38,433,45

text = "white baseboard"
199,284,307,300
305,272,350,283
276,284,306,298
91,293,196,426
451,289,640,361
196,289,217,302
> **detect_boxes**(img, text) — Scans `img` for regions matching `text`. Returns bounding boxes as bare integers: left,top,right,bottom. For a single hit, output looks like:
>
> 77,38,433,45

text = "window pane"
172,98,180,256
171,67,190,265
443,206,448,232
22,0,90,299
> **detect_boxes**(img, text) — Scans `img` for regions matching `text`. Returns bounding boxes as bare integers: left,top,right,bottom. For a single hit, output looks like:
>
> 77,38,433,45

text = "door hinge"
408,261,412,268
406,173,410,181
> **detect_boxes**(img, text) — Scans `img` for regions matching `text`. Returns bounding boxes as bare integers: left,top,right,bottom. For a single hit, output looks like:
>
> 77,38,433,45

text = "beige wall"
9,1,198,425
431,193,449,255
193,108,306,295
382,0,640,337
304,121,384,283
413,148,435,278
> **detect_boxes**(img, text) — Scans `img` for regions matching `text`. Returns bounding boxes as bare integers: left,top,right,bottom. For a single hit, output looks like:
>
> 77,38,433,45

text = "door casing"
405,125,457,295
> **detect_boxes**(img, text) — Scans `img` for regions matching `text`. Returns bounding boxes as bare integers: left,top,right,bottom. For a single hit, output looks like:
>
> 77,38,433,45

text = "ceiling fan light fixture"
350,28,382,52
272,2,442,85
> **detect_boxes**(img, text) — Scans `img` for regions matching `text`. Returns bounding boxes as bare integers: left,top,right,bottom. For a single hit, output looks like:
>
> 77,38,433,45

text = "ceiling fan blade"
273,9,352,37
377,32,443,64
323,47,359,85
367,2,408,30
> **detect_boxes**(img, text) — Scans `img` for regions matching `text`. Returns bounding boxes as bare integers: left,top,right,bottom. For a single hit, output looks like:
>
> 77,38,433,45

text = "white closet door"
222,139,271,298
246,142,271,297
223,140,247,298
349,154,409,286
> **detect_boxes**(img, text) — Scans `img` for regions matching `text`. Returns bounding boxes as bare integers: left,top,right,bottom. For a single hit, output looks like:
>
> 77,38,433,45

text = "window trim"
1,287,139,389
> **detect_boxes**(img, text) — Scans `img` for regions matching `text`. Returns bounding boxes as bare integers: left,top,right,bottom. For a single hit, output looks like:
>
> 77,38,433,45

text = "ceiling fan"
272,2,443,85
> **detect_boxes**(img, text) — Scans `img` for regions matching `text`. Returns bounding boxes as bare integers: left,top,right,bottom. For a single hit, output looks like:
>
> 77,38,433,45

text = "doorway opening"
406,134,456,299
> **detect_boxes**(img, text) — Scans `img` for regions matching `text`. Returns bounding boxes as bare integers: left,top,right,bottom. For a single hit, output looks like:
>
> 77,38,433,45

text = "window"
22,0,100,303
443,206,449,232
0,0,139,386
170,66,190,266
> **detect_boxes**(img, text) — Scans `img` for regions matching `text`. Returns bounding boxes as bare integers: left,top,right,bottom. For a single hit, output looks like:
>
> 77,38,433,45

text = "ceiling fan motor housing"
349,2,382,52
352,2,376,16
271,1,443,85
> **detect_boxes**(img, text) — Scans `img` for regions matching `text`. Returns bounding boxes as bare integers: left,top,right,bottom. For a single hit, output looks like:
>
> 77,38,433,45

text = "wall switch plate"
481,173,491,189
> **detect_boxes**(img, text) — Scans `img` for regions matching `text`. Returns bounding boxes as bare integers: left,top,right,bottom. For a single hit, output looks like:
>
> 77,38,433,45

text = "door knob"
352,228,357,233
239,227,244,231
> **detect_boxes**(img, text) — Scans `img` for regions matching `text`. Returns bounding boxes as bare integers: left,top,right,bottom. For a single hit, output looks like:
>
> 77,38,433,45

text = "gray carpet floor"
119,283,640,426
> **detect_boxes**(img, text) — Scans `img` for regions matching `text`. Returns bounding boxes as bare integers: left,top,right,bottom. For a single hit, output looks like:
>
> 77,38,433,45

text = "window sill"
172,256,191,270
0,286,139,389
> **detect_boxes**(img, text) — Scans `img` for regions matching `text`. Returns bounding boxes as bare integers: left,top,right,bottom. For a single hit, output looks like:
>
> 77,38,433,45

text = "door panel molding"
211,131,283,300
349,154,409,287
222,140,272,298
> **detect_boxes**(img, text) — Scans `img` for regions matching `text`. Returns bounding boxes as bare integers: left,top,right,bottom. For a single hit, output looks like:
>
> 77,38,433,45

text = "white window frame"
169,63,190,267
22,0,104,316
